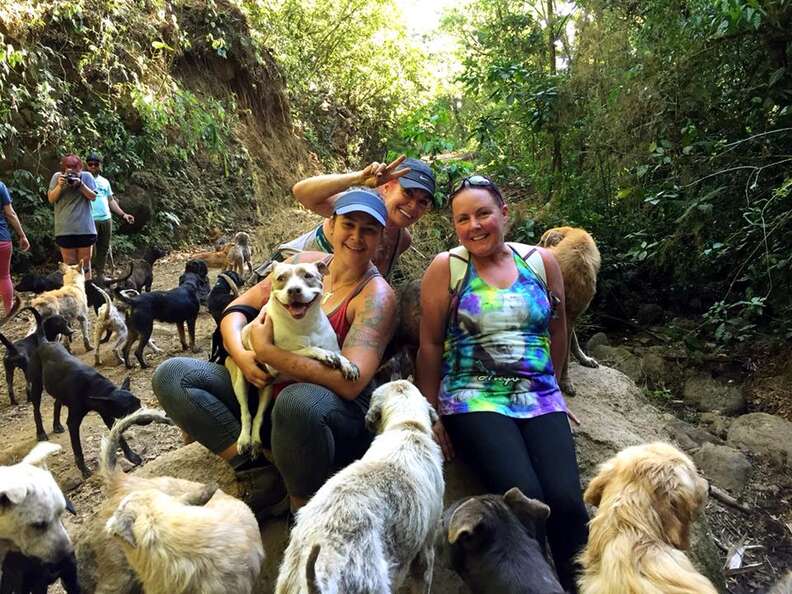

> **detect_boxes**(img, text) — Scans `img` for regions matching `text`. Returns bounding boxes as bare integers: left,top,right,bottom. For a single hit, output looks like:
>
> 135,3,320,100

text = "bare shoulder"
355,275,396,310
287,251,330,265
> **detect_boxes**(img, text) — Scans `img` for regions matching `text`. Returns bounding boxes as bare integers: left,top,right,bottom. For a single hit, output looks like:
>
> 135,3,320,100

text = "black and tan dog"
26,308,142,477
0,309,72,405
179,259,210,306
115,267,203,369
115,246,167,293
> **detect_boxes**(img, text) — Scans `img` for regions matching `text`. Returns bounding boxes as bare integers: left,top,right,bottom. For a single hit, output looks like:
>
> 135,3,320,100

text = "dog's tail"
113,286,139,308
16,306,46,341
100,409,173,479
0,330,20,356
306,544,322,594
95,285,113,322
104,262,134,287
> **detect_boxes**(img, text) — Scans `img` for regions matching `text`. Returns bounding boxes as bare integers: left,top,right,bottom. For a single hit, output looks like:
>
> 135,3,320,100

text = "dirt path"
0,252,217,540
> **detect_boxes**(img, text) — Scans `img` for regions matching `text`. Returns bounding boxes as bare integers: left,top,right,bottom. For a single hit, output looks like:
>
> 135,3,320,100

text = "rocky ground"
1,254,790,593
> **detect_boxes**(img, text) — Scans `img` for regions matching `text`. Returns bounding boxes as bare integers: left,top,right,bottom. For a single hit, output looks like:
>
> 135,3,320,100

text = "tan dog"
539,226,601,395
193,243,232,268
92,410,264,594
226,231,253,277
30,262,93,352
579,442,716,594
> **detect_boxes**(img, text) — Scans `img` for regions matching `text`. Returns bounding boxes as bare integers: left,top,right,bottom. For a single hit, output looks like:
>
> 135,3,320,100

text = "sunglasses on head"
450,175,504,204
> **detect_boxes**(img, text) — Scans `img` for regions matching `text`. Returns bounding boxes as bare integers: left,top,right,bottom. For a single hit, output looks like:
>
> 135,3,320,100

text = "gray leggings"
152,357,373,497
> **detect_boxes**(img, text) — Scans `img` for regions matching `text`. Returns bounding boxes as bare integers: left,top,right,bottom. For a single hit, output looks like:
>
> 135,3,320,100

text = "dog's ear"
584,459,617,507
365,398,383,434
447,498,488,550
120,376,131,391
106,509,137,548
0,485,28,508
652,465,698,550
315,260,329,277
539,229,565,248
504,487,550,532
178,483,217,506
21,441,62,468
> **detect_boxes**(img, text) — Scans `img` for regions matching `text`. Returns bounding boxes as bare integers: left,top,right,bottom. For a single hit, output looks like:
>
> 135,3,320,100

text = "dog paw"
53,424,65,434
249,441,264,460
560,380,577,396
80,467,93,479
36,431,49,441
191,345,202,354
237,435,252,458
340,360,360,381
94,356,102,366
579,356,599,368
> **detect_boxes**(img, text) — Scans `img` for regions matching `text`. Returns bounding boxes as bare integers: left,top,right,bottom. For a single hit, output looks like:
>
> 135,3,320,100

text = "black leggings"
443,411,589,593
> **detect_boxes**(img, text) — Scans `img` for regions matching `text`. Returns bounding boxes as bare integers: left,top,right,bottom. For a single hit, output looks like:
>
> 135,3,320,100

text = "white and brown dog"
30,262,93,353
539,226,601,395
0,442,74,566
276,380,444,594
226,232,253,277
93,287,160,366
579,442,716,594
226,261,359,459
100,410,264,594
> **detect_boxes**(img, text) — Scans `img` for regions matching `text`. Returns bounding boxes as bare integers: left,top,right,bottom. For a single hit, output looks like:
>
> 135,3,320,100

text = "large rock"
693,443,751,494
728,413,792,467
589,344,644,384
664,418,723,452
683,375,746,415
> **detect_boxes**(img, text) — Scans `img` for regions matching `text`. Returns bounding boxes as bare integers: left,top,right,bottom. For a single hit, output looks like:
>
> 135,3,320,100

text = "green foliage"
390,0,792,346
243,0,425,165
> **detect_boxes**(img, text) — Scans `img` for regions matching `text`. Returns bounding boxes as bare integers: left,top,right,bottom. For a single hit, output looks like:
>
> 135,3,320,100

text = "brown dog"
193,243,232,268
225,232,253,277
579,442,716,594
539,226,601,395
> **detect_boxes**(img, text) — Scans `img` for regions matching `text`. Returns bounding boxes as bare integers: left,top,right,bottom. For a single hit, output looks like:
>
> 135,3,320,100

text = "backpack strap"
506,242,547,289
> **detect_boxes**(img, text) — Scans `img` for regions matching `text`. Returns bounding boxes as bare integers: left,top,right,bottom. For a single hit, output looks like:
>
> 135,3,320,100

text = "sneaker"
235,464,289,519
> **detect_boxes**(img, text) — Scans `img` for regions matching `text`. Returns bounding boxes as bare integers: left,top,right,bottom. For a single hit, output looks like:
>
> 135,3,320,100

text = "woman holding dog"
47,154,97,279
415,175,589,592
153,189,396,516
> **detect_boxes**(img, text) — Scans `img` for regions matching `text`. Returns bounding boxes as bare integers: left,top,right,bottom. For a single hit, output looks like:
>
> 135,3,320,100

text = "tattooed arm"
250,274,396,400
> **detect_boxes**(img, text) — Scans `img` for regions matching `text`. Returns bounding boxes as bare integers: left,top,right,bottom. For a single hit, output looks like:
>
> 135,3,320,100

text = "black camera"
63,171,81,187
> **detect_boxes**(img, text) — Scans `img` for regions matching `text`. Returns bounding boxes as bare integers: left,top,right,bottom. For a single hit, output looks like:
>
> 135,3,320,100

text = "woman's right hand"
358,154,410,188
56,174,66,188
232,349,271,389
432,419,455,462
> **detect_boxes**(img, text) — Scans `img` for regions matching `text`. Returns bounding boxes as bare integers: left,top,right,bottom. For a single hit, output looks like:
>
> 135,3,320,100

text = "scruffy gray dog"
276,380,444,594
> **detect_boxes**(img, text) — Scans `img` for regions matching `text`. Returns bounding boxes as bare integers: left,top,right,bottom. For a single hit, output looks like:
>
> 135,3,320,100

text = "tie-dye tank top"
438,250,567,419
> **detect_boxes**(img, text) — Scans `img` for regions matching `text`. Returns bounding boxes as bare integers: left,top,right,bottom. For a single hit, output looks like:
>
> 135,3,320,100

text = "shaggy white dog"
276,380,444,594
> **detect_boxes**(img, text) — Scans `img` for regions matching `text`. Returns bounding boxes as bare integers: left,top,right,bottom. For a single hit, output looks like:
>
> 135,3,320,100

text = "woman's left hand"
248,307,274,356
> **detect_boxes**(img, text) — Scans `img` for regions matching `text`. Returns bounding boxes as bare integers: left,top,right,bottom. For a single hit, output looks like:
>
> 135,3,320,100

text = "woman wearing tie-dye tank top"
416,175,588,592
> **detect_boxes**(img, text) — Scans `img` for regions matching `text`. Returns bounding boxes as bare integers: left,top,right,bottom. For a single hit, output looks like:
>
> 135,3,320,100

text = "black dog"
116,246,167,292
180,258,210,305
26,310,142,477
0,311,72,405
207,270,243,362
115,269,202,369
0,550,80,594
207,270,243,324
14,271,64,294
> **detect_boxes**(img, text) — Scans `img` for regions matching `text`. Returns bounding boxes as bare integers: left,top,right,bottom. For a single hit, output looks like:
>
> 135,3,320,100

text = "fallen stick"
710,484,751,513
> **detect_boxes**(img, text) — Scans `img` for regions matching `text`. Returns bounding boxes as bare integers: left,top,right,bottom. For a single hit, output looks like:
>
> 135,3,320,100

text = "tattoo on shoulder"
344,292,393,355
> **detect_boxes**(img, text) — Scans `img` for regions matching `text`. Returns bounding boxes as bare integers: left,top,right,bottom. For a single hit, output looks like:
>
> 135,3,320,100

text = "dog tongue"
286,302,309,318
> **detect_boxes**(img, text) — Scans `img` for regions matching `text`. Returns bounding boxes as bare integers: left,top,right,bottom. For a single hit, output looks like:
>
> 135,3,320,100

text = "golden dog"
91,410,264,594
539,226,601,395
193,243,233,268
30,262,93,352
579,442,717,594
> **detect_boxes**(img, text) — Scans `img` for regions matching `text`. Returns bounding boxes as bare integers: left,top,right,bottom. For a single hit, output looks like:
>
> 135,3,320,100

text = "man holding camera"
47,154,98,279
85,153,134,282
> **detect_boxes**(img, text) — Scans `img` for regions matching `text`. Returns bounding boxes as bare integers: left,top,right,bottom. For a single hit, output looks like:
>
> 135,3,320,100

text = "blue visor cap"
334,190,388,227
398,158,436,196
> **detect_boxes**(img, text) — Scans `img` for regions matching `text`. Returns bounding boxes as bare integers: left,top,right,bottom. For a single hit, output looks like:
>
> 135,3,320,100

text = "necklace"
321,273,357,305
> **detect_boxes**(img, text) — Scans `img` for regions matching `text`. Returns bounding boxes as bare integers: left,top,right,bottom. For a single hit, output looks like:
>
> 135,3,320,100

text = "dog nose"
287,286,302,297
